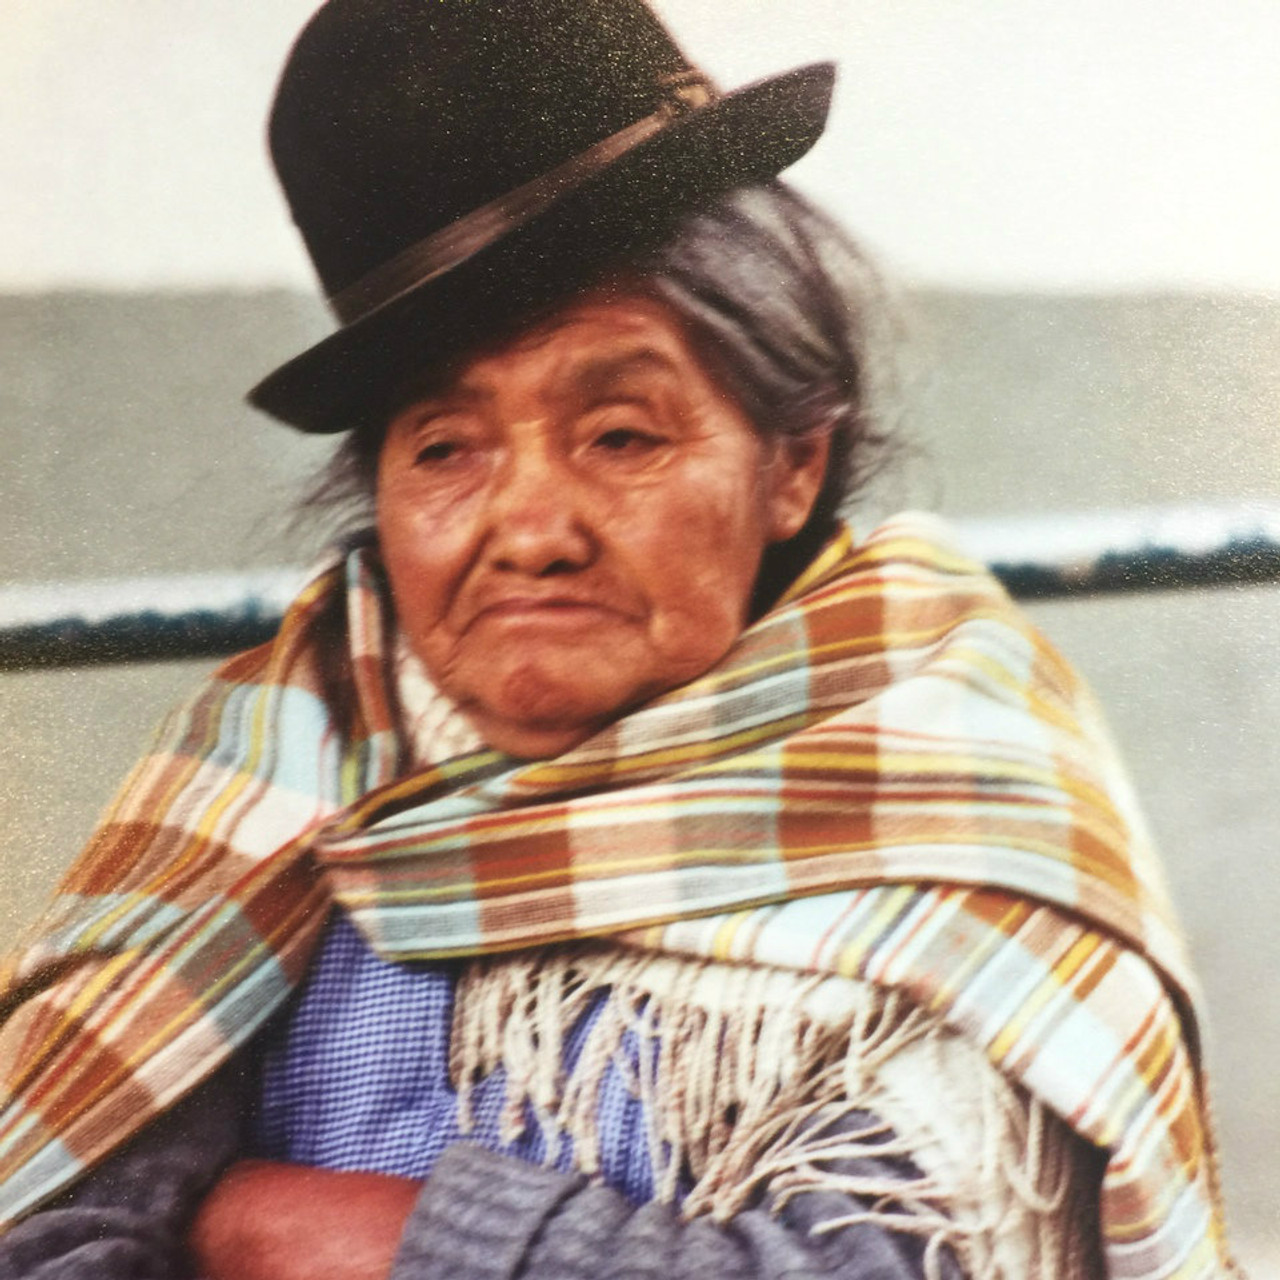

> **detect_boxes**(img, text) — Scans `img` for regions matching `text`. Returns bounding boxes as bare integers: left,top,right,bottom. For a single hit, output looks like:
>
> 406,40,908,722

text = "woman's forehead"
404,291,700,404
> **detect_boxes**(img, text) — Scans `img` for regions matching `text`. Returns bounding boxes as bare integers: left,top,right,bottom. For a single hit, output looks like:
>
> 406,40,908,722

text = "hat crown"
270,0,696,299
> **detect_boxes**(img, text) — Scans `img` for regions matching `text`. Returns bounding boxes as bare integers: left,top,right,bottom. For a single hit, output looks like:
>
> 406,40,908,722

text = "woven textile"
0,514,1232,1276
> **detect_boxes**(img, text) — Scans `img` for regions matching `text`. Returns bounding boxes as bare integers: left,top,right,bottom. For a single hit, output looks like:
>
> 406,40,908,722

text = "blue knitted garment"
255,913,661,1204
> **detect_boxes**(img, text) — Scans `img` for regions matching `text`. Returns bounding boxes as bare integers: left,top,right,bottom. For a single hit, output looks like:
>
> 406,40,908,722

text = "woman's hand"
189,1158,422,1280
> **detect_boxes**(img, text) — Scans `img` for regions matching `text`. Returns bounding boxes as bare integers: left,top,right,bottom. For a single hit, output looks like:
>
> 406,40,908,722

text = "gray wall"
3,290,1277,1268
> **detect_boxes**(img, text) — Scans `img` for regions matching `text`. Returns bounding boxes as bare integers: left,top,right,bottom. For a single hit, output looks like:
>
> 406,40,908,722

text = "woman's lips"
470,597,622,629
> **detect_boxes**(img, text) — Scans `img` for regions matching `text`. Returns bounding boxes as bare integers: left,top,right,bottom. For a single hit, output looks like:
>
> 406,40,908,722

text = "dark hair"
303,181,897,603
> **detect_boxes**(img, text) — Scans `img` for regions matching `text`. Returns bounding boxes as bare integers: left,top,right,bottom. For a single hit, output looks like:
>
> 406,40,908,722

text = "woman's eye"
591,426,662,455
414,439,461,465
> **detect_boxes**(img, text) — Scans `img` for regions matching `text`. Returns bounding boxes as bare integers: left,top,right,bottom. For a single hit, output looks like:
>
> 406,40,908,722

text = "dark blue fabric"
256,914,661,1204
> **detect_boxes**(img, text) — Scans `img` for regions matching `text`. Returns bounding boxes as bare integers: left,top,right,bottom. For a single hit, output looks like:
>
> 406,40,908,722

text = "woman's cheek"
380,493,478,635
641,517,766,663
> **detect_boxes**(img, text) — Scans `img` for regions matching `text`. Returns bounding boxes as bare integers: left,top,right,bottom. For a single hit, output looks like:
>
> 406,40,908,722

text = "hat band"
328,70,720,327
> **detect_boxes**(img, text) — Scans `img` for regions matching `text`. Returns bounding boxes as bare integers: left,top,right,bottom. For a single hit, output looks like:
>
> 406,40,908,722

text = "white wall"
3,0,1279,291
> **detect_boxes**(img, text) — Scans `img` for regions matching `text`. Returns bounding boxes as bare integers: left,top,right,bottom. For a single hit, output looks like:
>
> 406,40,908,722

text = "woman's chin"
453,661,645,759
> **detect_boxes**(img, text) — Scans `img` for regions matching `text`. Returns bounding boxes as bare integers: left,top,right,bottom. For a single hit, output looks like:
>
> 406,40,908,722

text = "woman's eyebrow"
400,382,486,420
569,347,681,398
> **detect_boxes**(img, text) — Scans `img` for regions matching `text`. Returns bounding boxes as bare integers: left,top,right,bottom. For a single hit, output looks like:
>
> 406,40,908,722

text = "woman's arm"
0,1063,250,1280
192,1120,957,1280
190,1161,420,1280
392,1144,958,1280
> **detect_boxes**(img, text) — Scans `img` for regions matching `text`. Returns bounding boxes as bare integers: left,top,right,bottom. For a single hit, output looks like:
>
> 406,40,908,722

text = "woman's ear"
765,430,832,543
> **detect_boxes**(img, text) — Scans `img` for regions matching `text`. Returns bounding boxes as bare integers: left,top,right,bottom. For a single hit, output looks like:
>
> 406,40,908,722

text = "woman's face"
377,292,828,758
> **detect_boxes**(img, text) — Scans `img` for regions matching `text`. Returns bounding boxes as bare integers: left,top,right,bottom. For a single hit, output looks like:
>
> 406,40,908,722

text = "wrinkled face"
377,292,827,758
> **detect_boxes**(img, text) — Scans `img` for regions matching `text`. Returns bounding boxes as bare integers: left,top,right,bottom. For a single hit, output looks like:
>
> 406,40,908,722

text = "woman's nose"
483,436,596,575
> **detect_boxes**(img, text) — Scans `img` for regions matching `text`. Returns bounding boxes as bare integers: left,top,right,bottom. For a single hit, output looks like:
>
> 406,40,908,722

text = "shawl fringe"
450,943,1100,1279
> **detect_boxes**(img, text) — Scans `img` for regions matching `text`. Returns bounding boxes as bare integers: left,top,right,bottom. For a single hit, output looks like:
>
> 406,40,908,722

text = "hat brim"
249,62,836,433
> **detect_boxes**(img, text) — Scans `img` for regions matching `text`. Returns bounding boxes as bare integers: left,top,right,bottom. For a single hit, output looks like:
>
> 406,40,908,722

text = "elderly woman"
0,2,1232,1278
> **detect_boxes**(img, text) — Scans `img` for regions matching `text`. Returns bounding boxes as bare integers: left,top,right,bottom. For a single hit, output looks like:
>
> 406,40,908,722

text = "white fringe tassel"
449,944,1098,1279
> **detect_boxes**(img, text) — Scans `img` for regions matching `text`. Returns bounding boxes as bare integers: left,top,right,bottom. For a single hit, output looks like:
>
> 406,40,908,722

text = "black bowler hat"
249,0,835,433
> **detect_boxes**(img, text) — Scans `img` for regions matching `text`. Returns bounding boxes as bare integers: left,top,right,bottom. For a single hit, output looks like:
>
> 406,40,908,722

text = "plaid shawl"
0,514,1232,1277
